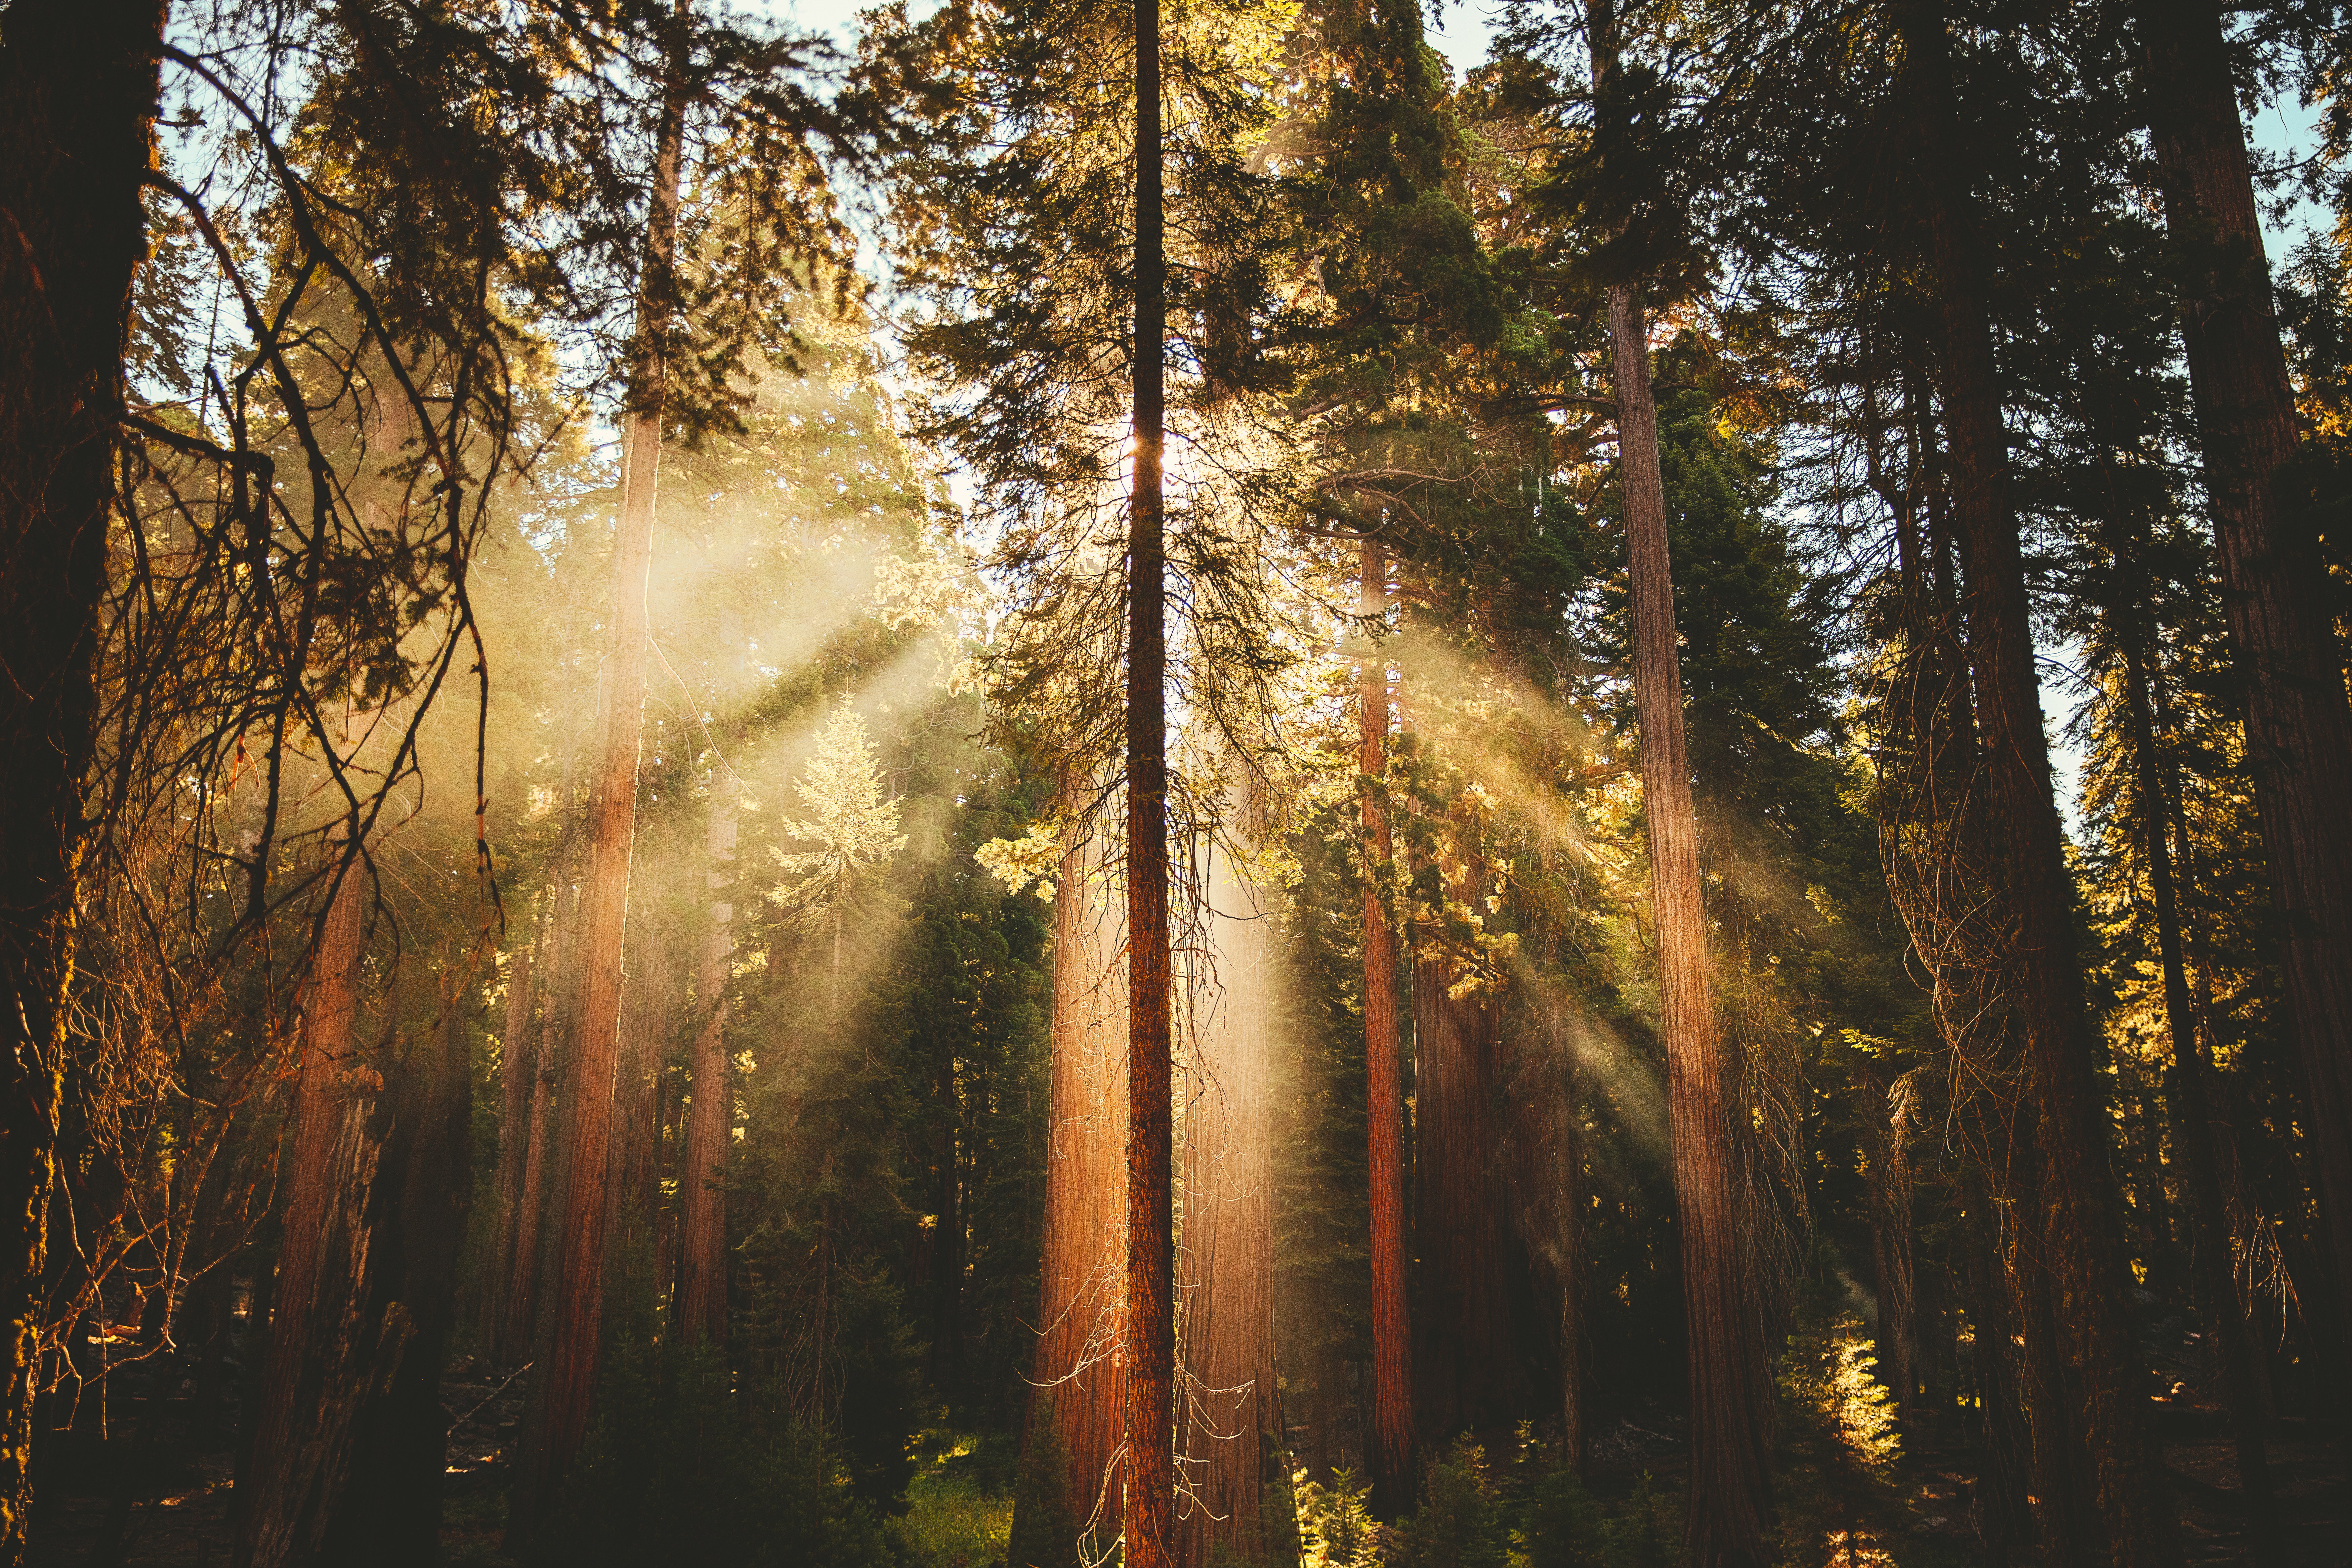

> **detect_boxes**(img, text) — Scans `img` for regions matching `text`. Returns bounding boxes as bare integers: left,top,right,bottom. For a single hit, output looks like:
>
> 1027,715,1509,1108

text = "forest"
2,0,2350,1564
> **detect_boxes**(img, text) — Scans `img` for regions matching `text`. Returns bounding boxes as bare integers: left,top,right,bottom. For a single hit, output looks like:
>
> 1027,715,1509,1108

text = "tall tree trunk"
1029,831,1130,1548
487,942,536,1363
515,34,685,1539
233,860,404,1568
679,777,735,1348
1607,275,1771,1568
504,880,563,1362
2123,646,2279,1557
329,987,476,1566
1411,931,1511,1440
1175,830,1275,1567
1897,7,2181,1564
1356,539,1415,1516
615,914,676,1252
2138,0,2352,1353
1125,0,1175,1558
1966,1222,2035,1568
0,6,165,1554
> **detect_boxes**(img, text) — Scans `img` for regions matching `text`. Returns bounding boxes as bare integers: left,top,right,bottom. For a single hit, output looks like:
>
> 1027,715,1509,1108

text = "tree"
0,8,166,1547
774,705,911,1015
2138,0,2352,1359
1884,4,2178,1562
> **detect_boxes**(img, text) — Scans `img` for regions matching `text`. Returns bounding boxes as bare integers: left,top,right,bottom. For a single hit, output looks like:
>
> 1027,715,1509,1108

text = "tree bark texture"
1410,939,1512,1440
1899,8,2181,1565
1609,279,1772,1568
679,781,736,1347
1035,834,1130,1545
233,863,404,1568
1966,1224,2036,1568
2139,0,2352,1357
1504,1037,1585,1472
1125,0,1175,1560
615,913,678,1239
1175,833,1275,1567
1357,539,1415,1516
518,51,685,1538
0,5,165,1553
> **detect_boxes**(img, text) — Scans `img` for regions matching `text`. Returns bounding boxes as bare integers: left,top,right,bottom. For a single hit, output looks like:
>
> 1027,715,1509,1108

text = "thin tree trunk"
1607,272,1771,1568
504,884,561,1362
1356,539,1415,1517
487,942,535,1362
1125,0,1175,1558
679,779,735,1348
1897,6,2180,1564
2123,645,2279,1557
0,7,165,1554
514,26,686,1538
933,1064,964,1390
1030,831,1129,1546
1175,830,1275,1567
2139,0,2352,1355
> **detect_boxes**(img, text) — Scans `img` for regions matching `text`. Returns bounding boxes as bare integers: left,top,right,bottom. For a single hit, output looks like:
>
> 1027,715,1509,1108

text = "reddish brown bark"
1124,0,1175,1557
1357,539,1415,1515
1175,836,1275,1567
1898,6,2180,1563
615,915,677,1237
234,858,400,1568
1035,832,1130,1542
678,784,735,1347
515,52,685,1534
1608,273,1771,1568
0,5,165,1552
2138,0,2352,1356
1410,936,1510,1440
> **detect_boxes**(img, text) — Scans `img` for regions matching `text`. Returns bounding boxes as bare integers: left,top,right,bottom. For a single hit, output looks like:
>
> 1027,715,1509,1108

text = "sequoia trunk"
1175,832,1275,1566
1899,6,2180,1563
1032,832,1129,1545
1357,539,1415,1516
1609,274,1771,1568
516,41,686,1537
2138,0,2352,1355
0,5,166,1552
232,859,397,1568
1124,0,1175,1559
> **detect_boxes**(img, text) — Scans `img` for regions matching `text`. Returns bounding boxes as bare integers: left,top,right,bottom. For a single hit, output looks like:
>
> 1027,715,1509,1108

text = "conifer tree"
2137,0,2352,1359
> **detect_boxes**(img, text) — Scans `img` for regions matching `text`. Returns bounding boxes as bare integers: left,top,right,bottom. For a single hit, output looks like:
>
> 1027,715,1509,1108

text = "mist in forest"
6,0,2352,1566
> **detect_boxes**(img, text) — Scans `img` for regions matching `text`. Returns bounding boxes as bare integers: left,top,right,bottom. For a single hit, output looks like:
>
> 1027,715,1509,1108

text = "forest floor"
20,1356,2348,1565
